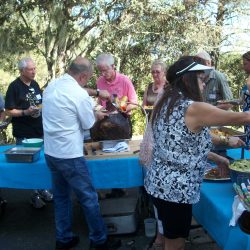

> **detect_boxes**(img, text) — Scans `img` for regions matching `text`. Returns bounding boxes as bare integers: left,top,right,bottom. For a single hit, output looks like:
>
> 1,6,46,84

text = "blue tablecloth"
2,145,250,249
193,148,250,250
0,145,144,189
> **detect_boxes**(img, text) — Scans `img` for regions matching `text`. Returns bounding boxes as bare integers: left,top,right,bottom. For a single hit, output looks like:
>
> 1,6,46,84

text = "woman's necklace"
152,83,164,93
152,85,158,93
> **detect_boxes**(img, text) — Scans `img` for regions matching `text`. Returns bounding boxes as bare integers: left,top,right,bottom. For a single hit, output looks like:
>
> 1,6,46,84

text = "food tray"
3,147,41,163
203,167,231,182
210,126,246,150
217,99,241,105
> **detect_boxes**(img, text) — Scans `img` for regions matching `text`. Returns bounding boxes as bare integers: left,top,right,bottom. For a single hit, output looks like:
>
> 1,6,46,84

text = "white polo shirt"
42,73,95,159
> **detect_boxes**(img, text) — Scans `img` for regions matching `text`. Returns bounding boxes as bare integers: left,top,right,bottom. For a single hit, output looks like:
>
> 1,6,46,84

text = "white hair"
151,60,167,73
96,53,114,67
18,57,34,70
195,50,211,61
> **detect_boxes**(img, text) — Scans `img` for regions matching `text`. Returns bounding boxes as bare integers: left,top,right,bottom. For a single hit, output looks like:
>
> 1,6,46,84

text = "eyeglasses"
151,70,162,74
197,76,206,83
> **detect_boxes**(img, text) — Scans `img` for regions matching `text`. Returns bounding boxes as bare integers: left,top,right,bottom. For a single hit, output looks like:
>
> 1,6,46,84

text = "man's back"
43,73,95,159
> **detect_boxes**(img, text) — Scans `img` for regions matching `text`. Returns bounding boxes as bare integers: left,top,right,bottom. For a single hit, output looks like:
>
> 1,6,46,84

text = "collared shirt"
202,69,233,105
42,73,95,159
96,72,138,107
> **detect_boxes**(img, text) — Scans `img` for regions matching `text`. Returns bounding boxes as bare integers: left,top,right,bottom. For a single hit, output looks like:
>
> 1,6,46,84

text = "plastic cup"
144,218,156,237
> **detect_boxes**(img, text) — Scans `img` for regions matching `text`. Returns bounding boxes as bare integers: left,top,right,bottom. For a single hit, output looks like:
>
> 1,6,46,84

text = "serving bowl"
4,147,41,163
229,159,250,183
22,138,43,148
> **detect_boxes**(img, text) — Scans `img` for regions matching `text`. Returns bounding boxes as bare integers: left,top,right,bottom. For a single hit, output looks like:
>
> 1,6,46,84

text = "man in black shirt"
5,57,53,209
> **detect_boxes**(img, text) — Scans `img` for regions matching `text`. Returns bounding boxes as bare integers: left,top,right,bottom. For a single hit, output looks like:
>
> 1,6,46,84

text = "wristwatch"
96,89,100,97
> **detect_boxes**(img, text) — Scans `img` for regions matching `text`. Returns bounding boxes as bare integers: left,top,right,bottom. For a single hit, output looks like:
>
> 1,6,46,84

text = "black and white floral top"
144,98,212,204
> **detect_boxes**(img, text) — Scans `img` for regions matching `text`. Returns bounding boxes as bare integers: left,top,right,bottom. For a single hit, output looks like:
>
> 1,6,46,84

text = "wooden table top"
84,139,141,160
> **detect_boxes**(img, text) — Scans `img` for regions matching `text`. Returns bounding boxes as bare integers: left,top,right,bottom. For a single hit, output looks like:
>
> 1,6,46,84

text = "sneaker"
56,235,79,250
38,189,53,202
30,193,46,209
90,238,121,250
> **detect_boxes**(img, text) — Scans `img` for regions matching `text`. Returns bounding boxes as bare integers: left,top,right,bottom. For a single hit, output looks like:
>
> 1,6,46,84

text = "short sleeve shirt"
96,72,138,107
5,78,43,138
203,70,233,105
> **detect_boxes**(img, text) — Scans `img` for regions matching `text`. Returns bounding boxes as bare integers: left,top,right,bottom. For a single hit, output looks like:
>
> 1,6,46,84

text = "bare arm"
84,88,111,100
6,107,39,117
207,152,230,177
185,102,250,132
216,103,233,110
210,133,245,147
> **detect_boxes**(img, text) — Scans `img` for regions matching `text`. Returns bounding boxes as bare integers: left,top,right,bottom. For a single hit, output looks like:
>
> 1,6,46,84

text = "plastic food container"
22,138,43,148
3,147,41,163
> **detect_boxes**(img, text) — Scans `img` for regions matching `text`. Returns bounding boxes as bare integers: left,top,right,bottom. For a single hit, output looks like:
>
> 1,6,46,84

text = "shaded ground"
0,188,221,250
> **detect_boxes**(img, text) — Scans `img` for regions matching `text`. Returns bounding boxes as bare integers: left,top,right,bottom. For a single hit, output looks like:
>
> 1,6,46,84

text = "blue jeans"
45,154,107,244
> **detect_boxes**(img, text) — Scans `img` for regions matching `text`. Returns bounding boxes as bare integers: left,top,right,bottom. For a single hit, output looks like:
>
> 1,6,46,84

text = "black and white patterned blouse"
144,98,212,204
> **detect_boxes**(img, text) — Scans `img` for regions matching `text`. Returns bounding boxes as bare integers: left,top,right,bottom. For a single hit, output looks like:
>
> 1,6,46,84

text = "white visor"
176,62,212,76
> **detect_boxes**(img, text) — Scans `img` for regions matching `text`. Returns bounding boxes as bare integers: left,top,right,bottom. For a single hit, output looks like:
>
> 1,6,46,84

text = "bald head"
68,57,93,75
68,57,93,86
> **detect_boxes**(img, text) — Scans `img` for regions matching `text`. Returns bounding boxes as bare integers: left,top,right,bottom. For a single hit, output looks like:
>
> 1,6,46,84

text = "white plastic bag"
139,121,154,167
229,195,246,226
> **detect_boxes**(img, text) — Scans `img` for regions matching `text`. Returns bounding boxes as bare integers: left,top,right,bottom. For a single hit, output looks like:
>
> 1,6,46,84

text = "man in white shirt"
43,57,121,250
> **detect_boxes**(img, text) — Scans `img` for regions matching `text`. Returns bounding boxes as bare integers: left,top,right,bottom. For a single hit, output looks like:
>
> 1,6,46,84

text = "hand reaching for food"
207,152,230,178
228,137,246,148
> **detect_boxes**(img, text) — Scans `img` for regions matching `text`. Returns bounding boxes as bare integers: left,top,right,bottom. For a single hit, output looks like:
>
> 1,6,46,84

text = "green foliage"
0,0,249,137
0,125,15,145
219,53,246,99
131,107,147,136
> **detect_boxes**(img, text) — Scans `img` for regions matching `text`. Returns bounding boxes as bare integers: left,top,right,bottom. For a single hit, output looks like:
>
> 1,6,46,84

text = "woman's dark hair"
193,56,207,66
151,56,203,125
243,51,250,61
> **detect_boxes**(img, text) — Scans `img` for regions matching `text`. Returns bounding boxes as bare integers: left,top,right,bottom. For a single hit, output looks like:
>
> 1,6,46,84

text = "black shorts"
151,195,192,239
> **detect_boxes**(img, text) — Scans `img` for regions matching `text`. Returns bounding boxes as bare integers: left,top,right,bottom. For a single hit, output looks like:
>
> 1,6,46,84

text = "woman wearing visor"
144,56,250,250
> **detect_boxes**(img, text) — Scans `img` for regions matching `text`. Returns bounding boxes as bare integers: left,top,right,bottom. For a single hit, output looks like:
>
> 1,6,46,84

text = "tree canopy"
0,0,249,136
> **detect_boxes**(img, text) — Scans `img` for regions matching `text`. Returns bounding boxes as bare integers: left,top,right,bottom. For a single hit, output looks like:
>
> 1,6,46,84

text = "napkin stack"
102,141,129,153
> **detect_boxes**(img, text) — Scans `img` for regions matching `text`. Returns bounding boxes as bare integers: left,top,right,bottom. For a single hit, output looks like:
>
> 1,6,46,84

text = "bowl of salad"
229,159,250,183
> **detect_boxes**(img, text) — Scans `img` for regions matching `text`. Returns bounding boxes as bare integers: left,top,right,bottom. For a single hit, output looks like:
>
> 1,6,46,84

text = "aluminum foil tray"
3,147,41,163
